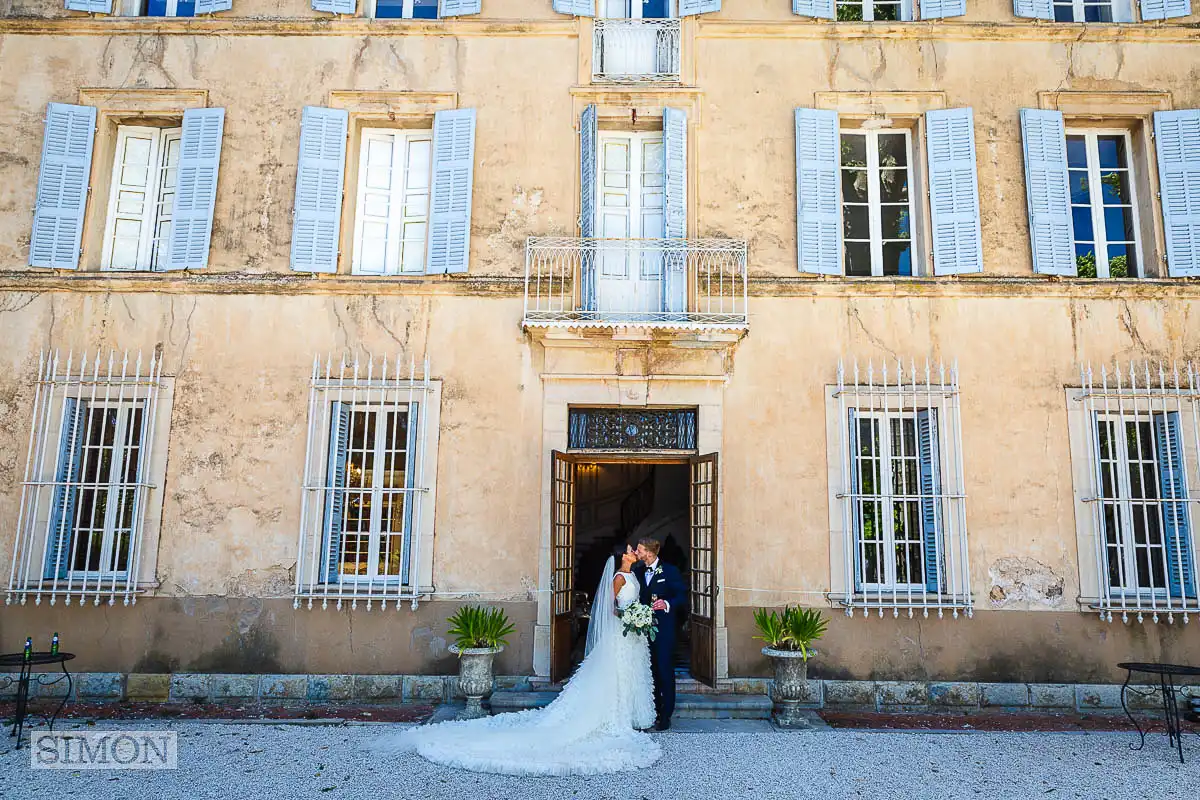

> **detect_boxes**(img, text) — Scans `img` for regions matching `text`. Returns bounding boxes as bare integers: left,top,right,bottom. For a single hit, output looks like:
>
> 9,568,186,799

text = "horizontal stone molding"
8,672,1194,714
1,18,1199,44
3,270,1199,301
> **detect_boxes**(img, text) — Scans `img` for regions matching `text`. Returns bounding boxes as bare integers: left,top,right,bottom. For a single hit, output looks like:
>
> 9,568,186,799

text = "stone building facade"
0,0,1198,690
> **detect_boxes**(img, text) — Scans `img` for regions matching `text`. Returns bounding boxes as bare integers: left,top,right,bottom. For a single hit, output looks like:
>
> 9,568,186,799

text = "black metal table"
1118,661,1200,764
0,652,75,749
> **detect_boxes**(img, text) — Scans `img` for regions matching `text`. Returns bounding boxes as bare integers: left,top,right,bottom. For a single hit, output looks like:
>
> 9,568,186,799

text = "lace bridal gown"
377,557,660,776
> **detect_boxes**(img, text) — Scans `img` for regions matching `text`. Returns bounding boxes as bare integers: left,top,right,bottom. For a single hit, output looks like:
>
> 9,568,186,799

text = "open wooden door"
688,452,718,687
549,451,578,683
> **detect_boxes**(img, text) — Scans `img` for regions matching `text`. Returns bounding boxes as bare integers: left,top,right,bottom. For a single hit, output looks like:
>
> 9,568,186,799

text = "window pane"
641,0,669,17
877,134,908,168
1107,245,1134,278
1075,244,1097,278
836,2,865,20
374,0,406,17
840,134,867,168
880,206,911,240
1071,207,1094,242
882,242,912,277
1066,137,1088,169
842,169,869,204
1103,206,1135,242
873,1,900,19
842,205,870,242
1069,170,1090,204
412,0,438,17
844,242,872,277
878,168,909,203
1099,171,1131,205
1083,3,1113,21
1097,135,1126,170
1053,3,1076,20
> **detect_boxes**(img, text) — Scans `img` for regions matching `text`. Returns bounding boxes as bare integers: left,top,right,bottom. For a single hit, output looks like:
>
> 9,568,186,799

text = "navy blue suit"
635,559,686,725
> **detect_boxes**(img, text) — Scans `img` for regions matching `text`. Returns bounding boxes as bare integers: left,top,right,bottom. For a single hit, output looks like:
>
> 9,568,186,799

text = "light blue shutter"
426,108,477,275
194,0,232,12
1140,0,1191,19
1020,109,1076,276
552,0,593,15
1153,110,1200,278
44,399,86,581
313,0,356,12
919,0,966,17
65,0,113,11
291,107,348,274
679,0,720,14
795,108,841,275
1013,0,1053,18
926,108,983,275
29,103,96,270
166,108,225,271
440,0,481,14
322,403,351,583
847,409,862,591
401,403,419,586
793,0,835,18
1154,412,1196,599
663,107,688,314
580,105,598,312
917,409,943,595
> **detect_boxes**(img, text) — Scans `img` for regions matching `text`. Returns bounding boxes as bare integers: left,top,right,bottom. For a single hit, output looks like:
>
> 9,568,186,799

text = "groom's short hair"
638,538,662,556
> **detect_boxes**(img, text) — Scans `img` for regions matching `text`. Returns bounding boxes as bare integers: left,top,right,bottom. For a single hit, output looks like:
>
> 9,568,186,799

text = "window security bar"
7,350,163,607
1079,361,1199,624
523,237,748,329
835,358,973,619
592,19,682,84
294,353,434,611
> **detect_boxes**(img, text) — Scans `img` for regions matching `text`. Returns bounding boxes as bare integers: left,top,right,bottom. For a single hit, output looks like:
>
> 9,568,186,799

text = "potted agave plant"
754,606,828,728
447,605,516,719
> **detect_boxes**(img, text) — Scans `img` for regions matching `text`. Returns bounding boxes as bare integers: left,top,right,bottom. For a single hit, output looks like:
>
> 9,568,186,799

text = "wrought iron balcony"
592,19,681,84
523,237,748,330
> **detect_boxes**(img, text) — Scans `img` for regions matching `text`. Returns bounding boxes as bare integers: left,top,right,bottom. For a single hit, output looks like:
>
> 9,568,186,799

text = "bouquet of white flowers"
618,601,658,642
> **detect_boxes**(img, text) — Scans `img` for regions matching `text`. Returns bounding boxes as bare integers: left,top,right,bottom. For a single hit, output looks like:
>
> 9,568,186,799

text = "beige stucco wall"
1,7,1199,679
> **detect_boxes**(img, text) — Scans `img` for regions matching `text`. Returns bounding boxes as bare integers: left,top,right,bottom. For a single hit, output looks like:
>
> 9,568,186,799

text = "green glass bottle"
50,632,59,656
23,637,32,661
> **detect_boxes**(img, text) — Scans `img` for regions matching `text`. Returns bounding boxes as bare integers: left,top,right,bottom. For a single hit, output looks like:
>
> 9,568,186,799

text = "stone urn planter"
762,646,818,728
451,643,504,719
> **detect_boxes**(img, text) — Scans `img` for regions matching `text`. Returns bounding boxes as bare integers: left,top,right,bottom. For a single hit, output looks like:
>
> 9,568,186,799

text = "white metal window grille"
840,129,916,277
1053,0,1116,20
1066,130,1143,279
7,350,163,607
1079,362,1199,622
352,129,433,276
102,126,183,272
592,19,681,83
837,0,908,20
836,359,972,618
295,354,434,610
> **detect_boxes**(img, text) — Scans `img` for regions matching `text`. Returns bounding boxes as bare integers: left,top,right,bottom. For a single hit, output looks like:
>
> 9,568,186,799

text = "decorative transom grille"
835,359,972,618
1078,362,1198,623
7,350,164,607
294,353,436,611
567,407,697,451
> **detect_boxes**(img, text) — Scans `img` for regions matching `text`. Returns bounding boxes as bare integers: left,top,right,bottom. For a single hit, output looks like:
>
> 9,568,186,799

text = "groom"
634,537,686,731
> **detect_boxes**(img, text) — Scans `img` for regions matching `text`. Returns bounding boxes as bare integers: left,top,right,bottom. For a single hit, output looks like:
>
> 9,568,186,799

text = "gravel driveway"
2,720,1197,800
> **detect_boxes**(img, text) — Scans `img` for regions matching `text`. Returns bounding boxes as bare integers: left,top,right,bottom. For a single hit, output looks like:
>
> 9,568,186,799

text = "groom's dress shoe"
653,721,671,732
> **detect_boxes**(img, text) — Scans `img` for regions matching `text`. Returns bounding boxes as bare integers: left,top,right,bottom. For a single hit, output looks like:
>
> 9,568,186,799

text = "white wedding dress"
377,558,660,776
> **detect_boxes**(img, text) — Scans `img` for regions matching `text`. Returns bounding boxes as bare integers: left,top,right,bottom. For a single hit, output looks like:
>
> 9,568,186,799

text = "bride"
377,548,660,775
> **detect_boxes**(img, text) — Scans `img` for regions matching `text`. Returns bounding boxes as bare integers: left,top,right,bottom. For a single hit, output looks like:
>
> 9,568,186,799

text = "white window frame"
101,125,183,272
595,130,665,240
598,0,675,18
7,350,170,608
295,354,441,610
827,358,973,618
365,0,440,18
351,128,434,276
836,0,912,21
849,410,929,592
1069,361,1200,622
1065,128,1144,280
840,127,918,278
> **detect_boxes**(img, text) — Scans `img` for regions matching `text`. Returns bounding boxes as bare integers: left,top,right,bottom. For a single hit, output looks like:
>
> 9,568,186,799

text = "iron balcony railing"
523,237,748,329
592,19,681,84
